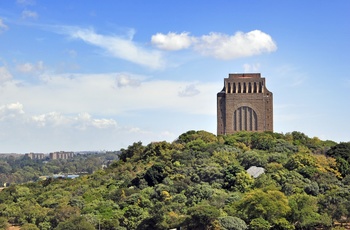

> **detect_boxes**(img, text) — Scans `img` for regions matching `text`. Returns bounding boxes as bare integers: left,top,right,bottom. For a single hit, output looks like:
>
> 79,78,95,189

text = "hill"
0,130,350,230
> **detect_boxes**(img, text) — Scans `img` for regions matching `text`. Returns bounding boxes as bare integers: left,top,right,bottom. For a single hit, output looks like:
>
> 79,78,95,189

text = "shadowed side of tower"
217,73,273,135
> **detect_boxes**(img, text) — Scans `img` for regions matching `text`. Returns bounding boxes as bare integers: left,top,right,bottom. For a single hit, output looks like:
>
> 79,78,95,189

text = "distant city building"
49,151,74,160
217,73,273,134
25,151,75,160
25,152,45,160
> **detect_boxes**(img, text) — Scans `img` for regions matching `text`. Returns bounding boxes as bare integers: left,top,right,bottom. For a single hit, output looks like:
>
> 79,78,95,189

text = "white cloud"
22,10,38,19
151,32,194,50
56,27,275,68
0,18,8,33
152,30,277,60
178,84,200,97
0,70,221,152
0,101,174,152
0,66,12,83
16,61,44,73
65,27,164,69
31,112,117,130
194,30,277,59
17,63,34,72
91,118,117,129
0,102,24,121
0,71,220,118
32,112,70,127
67,49,77,58
0,103,117,130
243,63,261,72
74,113,117,130
115,73,142,88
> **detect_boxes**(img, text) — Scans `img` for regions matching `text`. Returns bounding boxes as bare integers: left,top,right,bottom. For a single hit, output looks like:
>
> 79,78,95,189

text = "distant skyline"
0,1,349,153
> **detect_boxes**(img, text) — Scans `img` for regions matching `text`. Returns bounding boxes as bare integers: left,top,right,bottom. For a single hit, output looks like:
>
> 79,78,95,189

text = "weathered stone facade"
50,151,74,160
26,152,45,160
217,73,273,135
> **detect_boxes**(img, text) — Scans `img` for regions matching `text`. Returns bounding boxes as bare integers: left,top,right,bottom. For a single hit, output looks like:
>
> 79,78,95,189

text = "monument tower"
217,73,273,135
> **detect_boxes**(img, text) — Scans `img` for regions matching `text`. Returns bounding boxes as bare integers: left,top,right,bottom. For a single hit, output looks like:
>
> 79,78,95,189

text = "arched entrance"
233,106,258,131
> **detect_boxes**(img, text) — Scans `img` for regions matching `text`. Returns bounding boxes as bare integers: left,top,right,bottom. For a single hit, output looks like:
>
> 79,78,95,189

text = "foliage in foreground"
0,130,350,230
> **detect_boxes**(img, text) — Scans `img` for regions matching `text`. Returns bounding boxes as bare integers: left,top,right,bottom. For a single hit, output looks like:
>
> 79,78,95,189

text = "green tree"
336,157,350,177
253,173,280,191
144,163,167,186
251,132,275,151
185,205,220,230
237,189,291,227
249,218,270,230
52,206,80,227
120,205,148,229
288,193,326,229
271,139,298,153
196,162,223,183
142,141,173,160
176,130,218,144
222,163,244,191
185,183,215,205
326,142,350,176
318,188,349,226
238,150,268,169
55,216,95,230
21,223,40,230
218,216,247,230
0,161,11,174
119,141,145,162
0,217,8,230
38,221,51,230
326,142,350,160
234,172,254,193
291,131,310,146
19,201,48,225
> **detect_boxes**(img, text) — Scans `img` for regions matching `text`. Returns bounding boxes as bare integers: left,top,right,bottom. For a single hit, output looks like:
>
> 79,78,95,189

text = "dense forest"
1,130,350,230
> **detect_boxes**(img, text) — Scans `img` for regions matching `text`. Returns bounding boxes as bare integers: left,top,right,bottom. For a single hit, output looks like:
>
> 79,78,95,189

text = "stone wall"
217,73,273,135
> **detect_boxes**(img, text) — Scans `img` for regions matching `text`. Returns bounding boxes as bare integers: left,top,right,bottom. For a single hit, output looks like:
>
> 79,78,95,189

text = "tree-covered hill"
0,130,350,230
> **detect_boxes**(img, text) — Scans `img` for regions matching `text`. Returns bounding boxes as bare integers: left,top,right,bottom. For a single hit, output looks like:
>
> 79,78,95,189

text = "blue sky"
0,0,349,153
